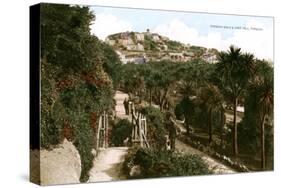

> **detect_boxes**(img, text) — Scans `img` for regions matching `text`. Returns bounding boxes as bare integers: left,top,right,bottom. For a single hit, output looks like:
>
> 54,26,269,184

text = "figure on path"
123,98,129,115
165,111,177,152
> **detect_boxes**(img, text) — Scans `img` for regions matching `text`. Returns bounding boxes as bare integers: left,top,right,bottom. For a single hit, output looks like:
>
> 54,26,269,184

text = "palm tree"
199,83,224,144
250,61,273,169
216,45,255,156
176,97,194,137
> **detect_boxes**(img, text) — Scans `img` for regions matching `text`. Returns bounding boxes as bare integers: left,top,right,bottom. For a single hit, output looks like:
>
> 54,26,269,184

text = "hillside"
105,30,218,64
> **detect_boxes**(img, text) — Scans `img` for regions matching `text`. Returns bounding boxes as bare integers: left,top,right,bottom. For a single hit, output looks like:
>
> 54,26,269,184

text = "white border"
0,0,279,187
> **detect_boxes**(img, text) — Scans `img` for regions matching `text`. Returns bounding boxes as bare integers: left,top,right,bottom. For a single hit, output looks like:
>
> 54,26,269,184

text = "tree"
121,63,143,97
199,84,224,144
216,45,255,156
40,4,117,182
100,42,122,89
175,97,194,137
144,61,178,111
112,119,133,146
249,60,273,169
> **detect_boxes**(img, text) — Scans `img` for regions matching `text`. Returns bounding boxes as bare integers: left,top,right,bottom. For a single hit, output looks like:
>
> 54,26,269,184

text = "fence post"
96,116,102,149
104,113,108,148
139,113,143,147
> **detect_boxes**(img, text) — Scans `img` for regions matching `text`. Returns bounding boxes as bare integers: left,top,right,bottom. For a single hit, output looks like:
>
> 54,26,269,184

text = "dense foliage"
123,147,211,178
39,3,273,179
238,60,273,169
40,4,120,182
120,49,273,170
140,106,167,149
111,119,133,146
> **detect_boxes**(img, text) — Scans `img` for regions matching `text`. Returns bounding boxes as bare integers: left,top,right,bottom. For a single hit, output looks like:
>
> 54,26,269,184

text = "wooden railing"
96,102,150,149
129,102,149,148
96,111,109,149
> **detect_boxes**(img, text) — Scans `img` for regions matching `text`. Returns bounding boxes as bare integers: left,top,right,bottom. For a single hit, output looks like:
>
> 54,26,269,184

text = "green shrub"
140,106,167,149
166,40,183,51
73,117,94,182
40,4,117,183
170,153,211,176
144,35,158,51
40,112,60,148
112,119,133,146
123,147,212,178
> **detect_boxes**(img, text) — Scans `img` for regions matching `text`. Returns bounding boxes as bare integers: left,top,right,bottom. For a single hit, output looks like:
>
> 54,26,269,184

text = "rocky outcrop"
39,139,81,185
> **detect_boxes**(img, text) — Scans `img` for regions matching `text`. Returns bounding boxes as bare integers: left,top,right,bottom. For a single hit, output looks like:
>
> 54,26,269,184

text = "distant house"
133,57,147,64
136,43,144,51
169,52,184,61
115,51,147,64
120,37,134,46
135,33,145,41
183,51,195,57
120,32,130,39
105,38,115,46
202,54,217,63
125,43,144,51
201,49,218,63
161,36,169,41
124,56,147,64
151,34,160,42
126,44,135,51
116,51,127,64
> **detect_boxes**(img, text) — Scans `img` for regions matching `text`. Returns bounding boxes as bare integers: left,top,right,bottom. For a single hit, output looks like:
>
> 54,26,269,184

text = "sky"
90,6,273,61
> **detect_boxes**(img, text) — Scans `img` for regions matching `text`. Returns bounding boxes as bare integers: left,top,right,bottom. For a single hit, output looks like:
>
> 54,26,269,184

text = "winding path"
88,91,129,183
114,90,129,119
88,90,235,182
88,147,128,182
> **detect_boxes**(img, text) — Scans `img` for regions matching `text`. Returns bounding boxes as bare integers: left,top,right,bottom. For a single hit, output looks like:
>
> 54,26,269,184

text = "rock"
40,139,82,185
129,165,141,177
92,149,97,157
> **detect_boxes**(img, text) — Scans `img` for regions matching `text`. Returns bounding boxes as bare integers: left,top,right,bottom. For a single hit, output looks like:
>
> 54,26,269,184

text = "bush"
170,152,211,176
73,116,94,182
40,112,60,148
140,106,167,149
112,119,133,146
40,4,117,183
123,147,212,178
166,40,183,51
144,35,158,51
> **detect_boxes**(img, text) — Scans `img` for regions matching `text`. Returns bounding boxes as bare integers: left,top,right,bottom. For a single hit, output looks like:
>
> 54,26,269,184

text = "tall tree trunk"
261,113,266,170
185,115,190,137
155,89,161,105
208,108,213,144
169,127,176,152
160,89,168,111
220,109,225,148
233,97,238,157
149,89,152,106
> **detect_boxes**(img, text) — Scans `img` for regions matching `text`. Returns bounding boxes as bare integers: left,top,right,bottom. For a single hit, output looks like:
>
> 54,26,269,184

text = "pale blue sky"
90,5,273,60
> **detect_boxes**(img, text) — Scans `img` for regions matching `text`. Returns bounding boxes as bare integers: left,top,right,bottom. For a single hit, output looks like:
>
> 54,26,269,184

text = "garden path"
88,147,128,182
88,91,129,182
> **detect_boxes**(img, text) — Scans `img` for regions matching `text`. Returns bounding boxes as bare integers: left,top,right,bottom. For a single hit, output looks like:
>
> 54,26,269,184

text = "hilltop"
105,30,219,64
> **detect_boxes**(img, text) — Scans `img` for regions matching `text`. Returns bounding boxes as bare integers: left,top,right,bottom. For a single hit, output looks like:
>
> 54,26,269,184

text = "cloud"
223,20,273,60
90,13,133,40
90,13,273,60
152,19,224,49
153,19,273,60
152,19,199,44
